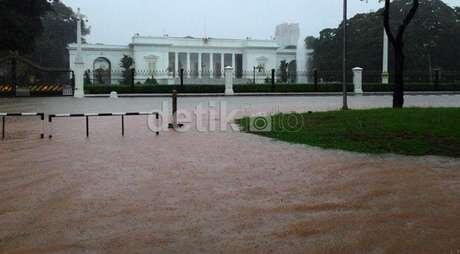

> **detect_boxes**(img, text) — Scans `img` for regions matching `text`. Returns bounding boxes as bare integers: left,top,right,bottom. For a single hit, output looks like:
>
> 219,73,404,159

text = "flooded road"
1,95,459,253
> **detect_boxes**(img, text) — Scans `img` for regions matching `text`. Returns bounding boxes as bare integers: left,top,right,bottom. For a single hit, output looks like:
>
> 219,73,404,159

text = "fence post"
71,72,76,96
121,115,125,136
434,68,440,90
168,90,184,129
48,115,53,139
130,68,135,87
40,113,45,139
225,66,234,96
180,68,184,91
11,58,17,85
2,116,5,140
11,58,17,95
353,67,363,95
86,116,89,137
271,69,275,92
314,69,318,91
172,90,178,126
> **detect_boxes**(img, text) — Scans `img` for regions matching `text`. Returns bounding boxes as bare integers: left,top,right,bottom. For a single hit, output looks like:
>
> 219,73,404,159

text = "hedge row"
85,84,353,94
84,83,460,94
235,84,354,93
363,83,460,92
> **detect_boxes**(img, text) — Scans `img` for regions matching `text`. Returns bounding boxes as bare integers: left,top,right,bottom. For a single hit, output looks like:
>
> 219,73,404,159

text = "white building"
69,23,308,85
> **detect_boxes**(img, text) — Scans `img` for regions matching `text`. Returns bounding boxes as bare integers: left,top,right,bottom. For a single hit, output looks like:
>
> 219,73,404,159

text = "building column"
198,53,202,79
221,53,224,77
174,52,179,77
186,52,191,78
209,53,214,79
232,53,236,78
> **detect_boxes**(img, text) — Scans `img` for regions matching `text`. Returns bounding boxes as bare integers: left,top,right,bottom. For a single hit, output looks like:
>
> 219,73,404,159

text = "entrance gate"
0,54,74,97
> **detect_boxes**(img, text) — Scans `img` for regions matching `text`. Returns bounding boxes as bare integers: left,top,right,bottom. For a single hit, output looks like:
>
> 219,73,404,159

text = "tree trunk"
383,0,419,109
393,41,404,108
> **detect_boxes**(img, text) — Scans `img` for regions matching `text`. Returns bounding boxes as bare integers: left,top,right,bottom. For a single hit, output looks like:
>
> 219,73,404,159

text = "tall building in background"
274,23,300,48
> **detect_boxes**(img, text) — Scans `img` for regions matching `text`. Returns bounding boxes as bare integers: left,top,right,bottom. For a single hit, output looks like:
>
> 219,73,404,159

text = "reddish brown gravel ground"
1,96,460,253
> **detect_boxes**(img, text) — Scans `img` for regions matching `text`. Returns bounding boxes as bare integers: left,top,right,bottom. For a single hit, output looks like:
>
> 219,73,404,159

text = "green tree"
144,77,158,85
0,0,53,55
309,0,460,108
84,69,92,86
278,61,288,83
120,55,135,86
309,0,459,72
32,0,90,67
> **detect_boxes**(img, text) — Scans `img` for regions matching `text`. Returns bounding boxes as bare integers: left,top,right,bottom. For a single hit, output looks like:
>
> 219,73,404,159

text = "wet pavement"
0,95,460,253
1,94,460,114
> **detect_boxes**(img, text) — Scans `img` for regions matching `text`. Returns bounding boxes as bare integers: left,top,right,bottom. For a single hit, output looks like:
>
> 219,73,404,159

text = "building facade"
69,23,308,85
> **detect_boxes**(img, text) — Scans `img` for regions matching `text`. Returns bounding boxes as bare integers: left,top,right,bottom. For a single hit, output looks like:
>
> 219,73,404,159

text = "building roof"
69,35,281,51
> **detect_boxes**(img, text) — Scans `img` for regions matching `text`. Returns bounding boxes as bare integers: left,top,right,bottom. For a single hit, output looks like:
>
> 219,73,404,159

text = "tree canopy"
32,0,90,67
307,0,460,72
0,0,53,54
0,0,90,67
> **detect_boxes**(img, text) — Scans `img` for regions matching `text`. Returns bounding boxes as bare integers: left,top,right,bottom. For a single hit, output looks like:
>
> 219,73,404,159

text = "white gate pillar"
353,67,363,95
225,66,234,96
382,28,390,85
73,64,84,98
74,8,85,98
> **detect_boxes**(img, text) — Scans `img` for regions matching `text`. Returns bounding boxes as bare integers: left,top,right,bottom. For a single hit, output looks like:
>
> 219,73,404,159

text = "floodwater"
1,94,460,114
0,95,460,253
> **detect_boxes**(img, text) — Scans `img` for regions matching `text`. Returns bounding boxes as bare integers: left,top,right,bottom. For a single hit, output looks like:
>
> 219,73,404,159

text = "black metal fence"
0,54,74,97
83,68,460,87
83,69,355,87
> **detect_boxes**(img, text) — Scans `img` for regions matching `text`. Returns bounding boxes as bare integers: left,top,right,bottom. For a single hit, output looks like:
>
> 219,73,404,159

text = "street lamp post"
342,0,349,110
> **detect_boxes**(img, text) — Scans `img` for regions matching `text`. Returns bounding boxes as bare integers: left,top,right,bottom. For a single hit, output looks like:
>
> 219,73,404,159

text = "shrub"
85,85,225,94
84,83,459,95
234,83,353,93
144,77,158,85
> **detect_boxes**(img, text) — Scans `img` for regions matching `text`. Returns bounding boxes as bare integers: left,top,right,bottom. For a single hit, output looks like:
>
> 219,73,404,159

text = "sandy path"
1,95,460,253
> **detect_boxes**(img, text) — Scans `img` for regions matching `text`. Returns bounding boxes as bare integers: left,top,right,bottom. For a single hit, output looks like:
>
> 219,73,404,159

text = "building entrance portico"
168,51,241,81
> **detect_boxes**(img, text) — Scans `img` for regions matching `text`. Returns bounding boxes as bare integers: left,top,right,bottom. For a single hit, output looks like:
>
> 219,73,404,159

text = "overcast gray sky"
62,0,459,45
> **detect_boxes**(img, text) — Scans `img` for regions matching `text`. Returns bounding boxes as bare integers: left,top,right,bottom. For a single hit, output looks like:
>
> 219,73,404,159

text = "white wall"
69,46,131,85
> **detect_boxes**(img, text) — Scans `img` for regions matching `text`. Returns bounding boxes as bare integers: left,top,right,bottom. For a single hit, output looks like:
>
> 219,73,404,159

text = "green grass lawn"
238,108,460,158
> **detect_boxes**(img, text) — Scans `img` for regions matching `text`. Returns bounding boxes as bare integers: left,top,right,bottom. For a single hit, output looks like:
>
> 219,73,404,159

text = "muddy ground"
1,95,459,253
